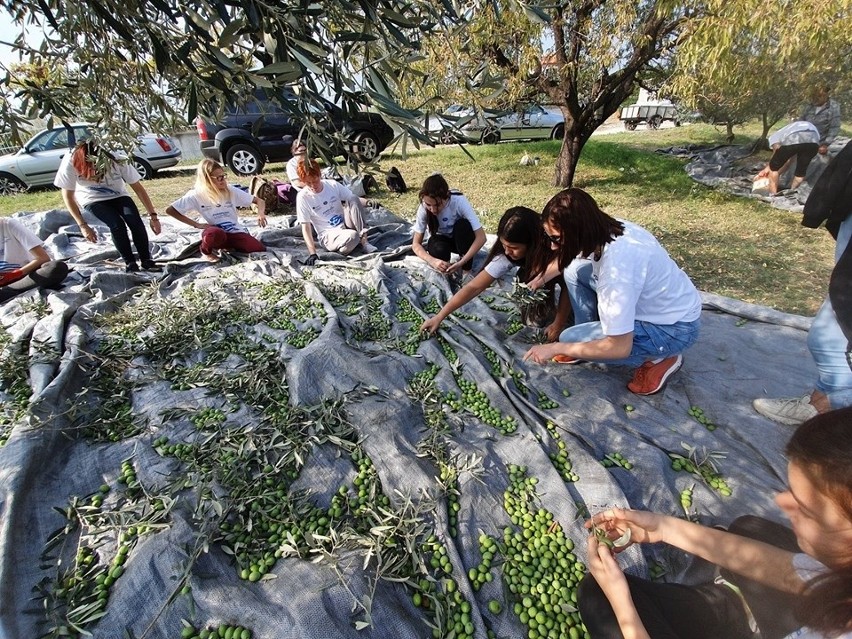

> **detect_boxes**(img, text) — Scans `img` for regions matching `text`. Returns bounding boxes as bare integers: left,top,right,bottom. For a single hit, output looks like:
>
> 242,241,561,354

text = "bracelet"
149,212,158,218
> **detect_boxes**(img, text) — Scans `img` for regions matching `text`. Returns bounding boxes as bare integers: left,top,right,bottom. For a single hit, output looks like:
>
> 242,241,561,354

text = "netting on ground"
0,209,815,639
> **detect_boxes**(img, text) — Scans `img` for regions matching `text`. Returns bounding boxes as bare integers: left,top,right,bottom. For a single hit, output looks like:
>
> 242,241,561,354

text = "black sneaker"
141,261,162,272
126,262,140,273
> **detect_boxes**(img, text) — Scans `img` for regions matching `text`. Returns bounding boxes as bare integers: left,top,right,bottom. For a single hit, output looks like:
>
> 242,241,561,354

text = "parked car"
196,89,395,176
426,104,565,145
0,123,182,194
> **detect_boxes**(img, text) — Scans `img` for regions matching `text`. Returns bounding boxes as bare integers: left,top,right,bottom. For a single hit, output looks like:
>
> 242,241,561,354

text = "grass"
1,120,844,315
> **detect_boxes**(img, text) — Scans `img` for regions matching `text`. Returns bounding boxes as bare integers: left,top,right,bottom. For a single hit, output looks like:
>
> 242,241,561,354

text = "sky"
0,9,44,69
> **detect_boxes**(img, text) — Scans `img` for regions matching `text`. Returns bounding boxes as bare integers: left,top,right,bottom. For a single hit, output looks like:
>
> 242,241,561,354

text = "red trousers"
201,227,265,255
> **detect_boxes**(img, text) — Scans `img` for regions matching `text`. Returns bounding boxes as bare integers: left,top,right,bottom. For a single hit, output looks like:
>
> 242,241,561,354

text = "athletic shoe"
141,261,162,272
125,262,140,273
552,355,585,364
627,354,683,395
362,242,379,254
752,395,817,426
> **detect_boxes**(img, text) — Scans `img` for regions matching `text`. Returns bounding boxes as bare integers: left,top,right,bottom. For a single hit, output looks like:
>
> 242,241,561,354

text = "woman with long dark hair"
579,406,852,639
411,173,487,277
54,140,161,272
420,206,570,338
524,188,702,395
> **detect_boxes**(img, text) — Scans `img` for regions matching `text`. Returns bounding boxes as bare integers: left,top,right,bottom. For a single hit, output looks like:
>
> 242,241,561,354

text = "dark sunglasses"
546,233,562,245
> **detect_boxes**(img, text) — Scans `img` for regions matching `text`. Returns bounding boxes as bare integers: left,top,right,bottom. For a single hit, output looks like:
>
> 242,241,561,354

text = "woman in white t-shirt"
524,188,702,396
0,217,69,303
579,406,852,639
164,160,267,262
54,141,162,273
412,173,486,277
420,206,570,339
295,158,377,265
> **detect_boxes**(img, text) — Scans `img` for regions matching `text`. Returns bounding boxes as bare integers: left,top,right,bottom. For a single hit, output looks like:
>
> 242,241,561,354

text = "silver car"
0,123,182,194
428,104,566,145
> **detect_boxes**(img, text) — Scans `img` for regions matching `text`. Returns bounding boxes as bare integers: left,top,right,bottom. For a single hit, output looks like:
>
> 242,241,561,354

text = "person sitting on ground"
754,120,821,195
412,173,487,280
420,206,571,339
753,139,852,425
579,406,852,639
163,159,267,263
54,140,162,273
285,138,307,190
0,217,69,303
523,188,702,396
295,157,377,265
800,85,842,157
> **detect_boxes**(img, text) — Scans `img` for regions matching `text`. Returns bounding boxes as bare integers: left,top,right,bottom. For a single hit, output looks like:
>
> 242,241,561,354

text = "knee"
565,260,591,286
577,574,610,630
44,260,69,279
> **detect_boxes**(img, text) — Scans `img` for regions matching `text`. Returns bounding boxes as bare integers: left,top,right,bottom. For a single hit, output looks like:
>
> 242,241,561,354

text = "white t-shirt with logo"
782,554,851,639
413,193,482,237
169,186,255,234
592,220,702,336
54,155,140,206
296,180,355,240
0,218,42,273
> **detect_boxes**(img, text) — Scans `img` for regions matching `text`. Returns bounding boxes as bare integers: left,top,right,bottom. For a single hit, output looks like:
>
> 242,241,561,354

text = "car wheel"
551,123,565,140
133,157,154,180
624,121,638,131
648,115,663,130
439,128,457,145
226,144,264,175
0,173,27,195
352,132,380,162
481,128,500,145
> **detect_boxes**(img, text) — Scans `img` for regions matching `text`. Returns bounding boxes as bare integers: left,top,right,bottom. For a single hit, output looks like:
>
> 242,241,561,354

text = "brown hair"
786,407,852,635
485,206,550,283
297,157,321,181
541,188,624,270
418,173,452,234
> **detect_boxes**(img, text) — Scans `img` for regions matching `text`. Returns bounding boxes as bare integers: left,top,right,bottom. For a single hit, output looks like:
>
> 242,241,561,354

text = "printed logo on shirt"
91,186,122,197
217,221,241,233
329,215,343,227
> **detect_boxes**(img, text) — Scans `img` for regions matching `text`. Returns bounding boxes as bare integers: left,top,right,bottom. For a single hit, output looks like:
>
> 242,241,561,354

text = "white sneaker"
362,242,378,254
752,394,817,426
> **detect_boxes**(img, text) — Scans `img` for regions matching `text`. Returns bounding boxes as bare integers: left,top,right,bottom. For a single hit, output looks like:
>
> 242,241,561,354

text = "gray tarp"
663,135,850,213
0,208,815,639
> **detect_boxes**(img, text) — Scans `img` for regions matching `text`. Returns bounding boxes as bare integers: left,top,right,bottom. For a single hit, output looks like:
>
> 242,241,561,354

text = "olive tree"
0,0,463,153
668,0,851,146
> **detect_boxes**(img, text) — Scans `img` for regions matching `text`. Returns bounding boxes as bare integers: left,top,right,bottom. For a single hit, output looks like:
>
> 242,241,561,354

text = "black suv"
197,90,395,175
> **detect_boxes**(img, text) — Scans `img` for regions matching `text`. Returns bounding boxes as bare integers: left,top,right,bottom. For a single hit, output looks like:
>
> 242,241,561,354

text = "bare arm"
447,226,487,274
412,231,449,272
524,331,633,364
544,284,573,342
17,244,51,276
252,196,267,227
163,205,207,230
421,269,496,334
60,189,97,242
128,181,161,235
301,222,317,255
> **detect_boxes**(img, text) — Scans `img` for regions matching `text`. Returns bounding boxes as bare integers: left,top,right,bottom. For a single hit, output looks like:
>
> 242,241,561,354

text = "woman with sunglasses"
579,406,852,639
524,188,701,396
164,160,267,262
412,173,487,278
420,206,570,339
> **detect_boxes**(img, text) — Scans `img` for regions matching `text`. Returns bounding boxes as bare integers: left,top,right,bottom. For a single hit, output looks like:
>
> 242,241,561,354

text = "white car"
427,104,566,145
0,123,182,194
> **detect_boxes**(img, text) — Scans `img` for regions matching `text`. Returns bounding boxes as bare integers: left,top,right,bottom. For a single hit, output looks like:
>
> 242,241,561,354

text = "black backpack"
385,166,407,194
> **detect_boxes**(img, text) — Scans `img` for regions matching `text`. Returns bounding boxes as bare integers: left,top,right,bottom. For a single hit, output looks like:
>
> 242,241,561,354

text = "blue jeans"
84,196,152,266
808,215,852,408
559,319,700,367
561,258,700,366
